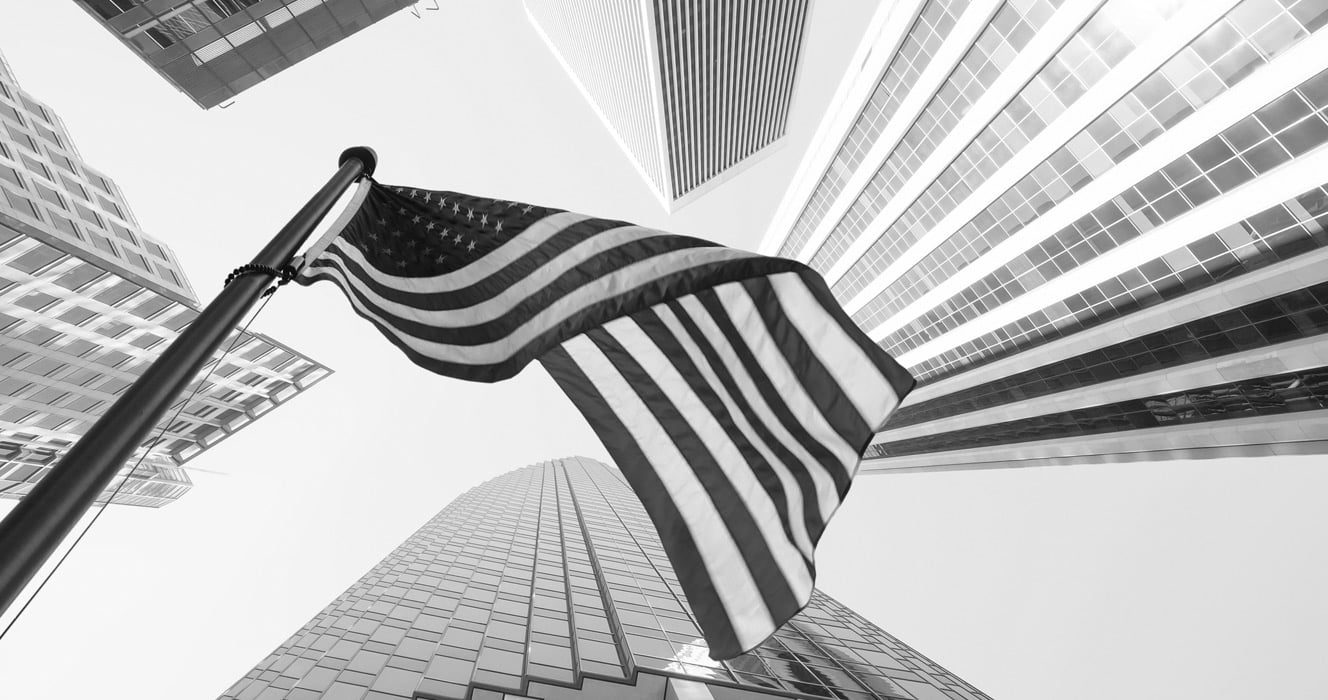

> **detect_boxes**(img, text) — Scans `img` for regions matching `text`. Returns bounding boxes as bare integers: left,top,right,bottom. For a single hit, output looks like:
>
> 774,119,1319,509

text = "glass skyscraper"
761,0,1328,471
525,0,811,211
221,457,990,700
1,48,330,506
74,0,417,109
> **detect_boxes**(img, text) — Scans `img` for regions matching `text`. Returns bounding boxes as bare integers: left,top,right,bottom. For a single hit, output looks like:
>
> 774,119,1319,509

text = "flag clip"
224,263,298,297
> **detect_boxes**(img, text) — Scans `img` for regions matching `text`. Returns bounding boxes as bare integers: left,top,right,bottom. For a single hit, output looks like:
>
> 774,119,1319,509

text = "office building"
760,0,1328,471
1,48,331,507
525,1,811,211
75,0,418,109
221,457,991,700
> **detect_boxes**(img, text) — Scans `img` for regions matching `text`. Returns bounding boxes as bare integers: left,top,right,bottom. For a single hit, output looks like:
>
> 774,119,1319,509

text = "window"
0,163,22,189
20,153,50,180
99,195,126,221
35,182,64,209
34,123,62,149
48,152,75,173
59,173,87,200
74,201,102,227
109,221,137,244
3,188,39,219
4,123,37,152
19,96,48,123
0,101,22,125
90,233,117,257
49,213,81,239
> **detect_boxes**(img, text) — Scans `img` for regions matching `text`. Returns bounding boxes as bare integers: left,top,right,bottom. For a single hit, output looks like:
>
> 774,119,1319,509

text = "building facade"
0,48,330,507
525,0,811,211
761,0,1328,472
74,0,417,109
221,457,990,700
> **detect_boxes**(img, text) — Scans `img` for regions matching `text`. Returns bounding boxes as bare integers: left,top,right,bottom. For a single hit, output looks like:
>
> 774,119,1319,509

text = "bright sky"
0,2,1325,699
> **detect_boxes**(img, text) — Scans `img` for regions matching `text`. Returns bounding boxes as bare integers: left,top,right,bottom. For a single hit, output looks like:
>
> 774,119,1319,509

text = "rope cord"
0,289,282,642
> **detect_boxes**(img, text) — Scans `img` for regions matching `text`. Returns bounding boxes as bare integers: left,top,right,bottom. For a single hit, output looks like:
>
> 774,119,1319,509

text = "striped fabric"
297,179,914,659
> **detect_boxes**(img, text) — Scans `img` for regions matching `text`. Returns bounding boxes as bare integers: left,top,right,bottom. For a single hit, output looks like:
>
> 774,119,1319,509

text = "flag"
297,179,914,659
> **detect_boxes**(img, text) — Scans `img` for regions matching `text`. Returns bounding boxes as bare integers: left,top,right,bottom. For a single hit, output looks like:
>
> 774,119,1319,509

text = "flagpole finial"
339,146,377,177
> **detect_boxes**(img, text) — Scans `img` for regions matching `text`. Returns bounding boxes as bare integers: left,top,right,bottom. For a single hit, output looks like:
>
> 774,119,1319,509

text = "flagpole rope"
0,288,284,643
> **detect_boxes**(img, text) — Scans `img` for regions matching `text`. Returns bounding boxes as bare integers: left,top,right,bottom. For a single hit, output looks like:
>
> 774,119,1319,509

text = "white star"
466,208,474,221
422,192,432,203
412,215,422,224
442,227,451,237
506,201,517,209
452,203,460,214
453,233,463,244
522,205,533,214
408,189,418,198
393,186,403,193
480,214,488,227
435,255,447,263
398,207,407,215
377,218,387,225
367,232,379,240
396,260,407,268
425,222,436,231
495,220,503,233
467,240,476,252
390,230,402,237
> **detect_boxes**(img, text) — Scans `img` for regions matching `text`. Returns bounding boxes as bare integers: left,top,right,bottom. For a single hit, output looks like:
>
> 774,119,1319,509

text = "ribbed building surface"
525,0,810,211
0,49,330,507
760,0,1328,471
75,0,416,109
221,457,990,700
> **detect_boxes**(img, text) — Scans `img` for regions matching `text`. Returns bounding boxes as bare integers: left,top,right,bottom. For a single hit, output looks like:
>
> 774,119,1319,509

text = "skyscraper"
761,0,1328,472
221,457,990,700
1,48,331,506
525,1,811,211
74,0,418,109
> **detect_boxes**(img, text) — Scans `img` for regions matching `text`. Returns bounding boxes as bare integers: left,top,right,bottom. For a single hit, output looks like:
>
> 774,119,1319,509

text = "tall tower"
525,0,811,211
221,457,990,700
0,48,331,506
74,0,418,109
761,0,1328,472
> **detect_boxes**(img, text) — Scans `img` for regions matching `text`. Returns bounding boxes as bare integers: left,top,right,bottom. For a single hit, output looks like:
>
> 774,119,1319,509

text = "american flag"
297,179,914,659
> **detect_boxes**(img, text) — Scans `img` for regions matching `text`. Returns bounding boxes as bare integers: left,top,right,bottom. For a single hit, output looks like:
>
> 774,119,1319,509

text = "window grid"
777,0,969,257
220,458,992,700
883,69,1328,362
867,364,1328,458
888,279,1328,429
813,0,1084,273
848,0,1327,328
915,182,1328,381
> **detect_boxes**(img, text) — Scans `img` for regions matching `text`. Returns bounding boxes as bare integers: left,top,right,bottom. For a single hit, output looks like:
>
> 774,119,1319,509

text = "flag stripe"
602,315,816,583
669,295,843,536
307,245,767,343
635,305,816,560
690,290,858,498
767,272,906,432
313,222,712,306
736,276,871,447
795,268,916,402
548,336,777,654
538,344,743,656
585,325,805,621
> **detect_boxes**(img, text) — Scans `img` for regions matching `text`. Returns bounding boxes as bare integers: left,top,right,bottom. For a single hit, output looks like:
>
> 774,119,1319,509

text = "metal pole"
0,147,377,619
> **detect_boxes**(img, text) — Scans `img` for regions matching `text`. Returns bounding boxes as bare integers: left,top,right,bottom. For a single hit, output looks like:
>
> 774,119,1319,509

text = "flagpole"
0,146,377,620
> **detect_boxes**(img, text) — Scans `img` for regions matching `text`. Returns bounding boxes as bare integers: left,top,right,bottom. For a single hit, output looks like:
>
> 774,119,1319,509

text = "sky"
0,2,1326,699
